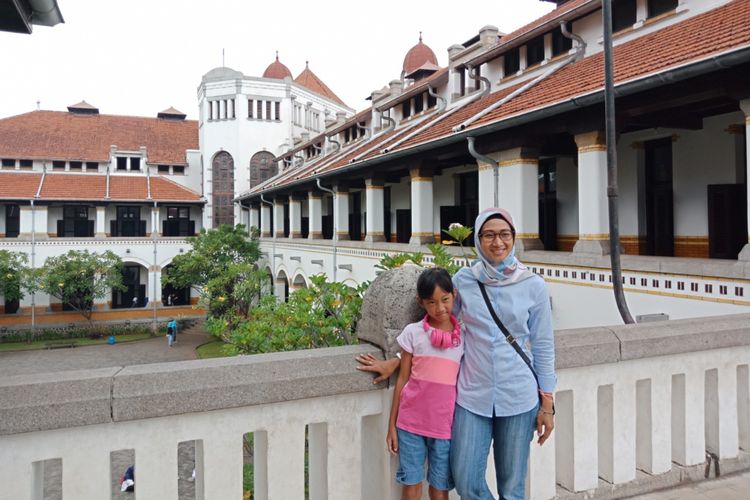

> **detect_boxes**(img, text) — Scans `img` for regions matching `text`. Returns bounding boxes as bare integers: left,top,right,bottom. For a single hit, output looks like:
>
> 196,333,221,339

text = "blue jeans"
396,428,453,491
450,404,537,500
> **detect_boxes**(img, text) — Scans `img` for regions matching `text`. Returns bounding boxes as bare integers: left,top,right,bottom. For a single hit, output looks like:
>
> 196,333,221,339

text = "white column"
574,131,610,254
477,160,496,212
260,204,272,237
364,178,385,243
273,199,285,238
266,424,306,498
327,417,363,499
498,147,543,252
202,433,243,500
636,376,672,474
334,186,350,241
556,385,599,492
289,196,302,238
151,206,160,237
308,192,323,239
249,206,260,232
598,382,636,484
739,100,750,260
705,366,739,459
409,168,434,245
95,206,106,237
672,369,706,466
151,267,162,305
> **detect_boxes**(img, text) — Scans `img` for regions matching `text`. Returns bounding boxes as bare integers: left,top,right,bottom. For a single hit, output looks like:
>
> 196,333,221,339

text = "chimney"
388,79,403,96
479,25,500,48
336,111,347,124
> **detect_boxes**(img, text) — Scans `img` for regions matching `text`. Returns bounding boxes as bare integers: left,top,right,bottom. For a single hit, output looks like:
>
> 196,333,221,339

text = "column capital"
575,130,606,151
410,167,433,181
289,193,306,202
365,177,385,188
739,98,750,117
497,146,538,165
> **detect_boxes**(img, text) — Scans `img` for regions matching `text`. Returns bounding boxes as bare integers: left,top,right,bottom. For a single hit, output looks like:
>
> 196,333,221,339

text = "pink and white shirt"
396,317,464,439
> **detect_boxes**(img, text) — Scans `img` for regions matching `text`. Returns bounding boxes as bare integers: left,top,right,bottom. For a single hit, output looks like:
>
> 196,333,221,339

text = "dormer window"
526,35,545,67
53,160,65,170
402,100,411,119
648,0,677,18
551,23,573,56
115,156,142,171
504,48,520,76
613,0,637,32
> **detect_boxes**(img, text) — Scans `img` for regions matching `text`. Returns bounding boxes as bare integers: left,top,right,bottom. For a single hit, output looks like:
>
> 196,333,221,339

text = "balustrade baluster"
739,365,750,452
266,422,306,498
202,432,244,499
327,416,363,499
599,381,636,484
61,450,109,500
636,375,672,474
706,363,739,459
135,439,178,499
672,369,706,466
528,430,556,500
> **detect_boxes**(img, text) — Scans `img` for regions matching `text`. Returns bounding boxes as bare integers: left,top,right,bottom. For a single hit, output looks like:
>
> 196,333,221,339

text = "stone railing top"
0,344,383,437
258,237,750,279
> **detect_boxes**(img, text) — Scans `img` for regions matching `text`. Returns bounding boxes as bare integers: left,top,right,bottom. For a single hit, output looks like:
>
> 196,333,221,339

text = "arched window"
212,151,235,227
250,151,278,188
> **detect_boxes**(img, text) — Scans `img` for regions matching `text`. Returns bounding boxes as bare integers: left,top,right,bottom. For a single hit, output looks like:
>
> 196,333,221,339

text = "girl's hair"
416,267,454,299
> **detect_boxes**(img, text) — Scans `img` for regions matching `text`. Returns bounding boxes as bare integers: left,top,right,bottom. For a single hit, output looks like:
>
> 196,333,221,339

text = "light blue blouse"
452,267,556,417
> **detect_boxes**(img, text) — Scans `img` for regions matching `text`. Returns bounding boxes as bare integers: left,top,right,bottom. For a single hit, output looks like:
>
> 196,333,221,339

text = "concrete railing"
1,316,749,499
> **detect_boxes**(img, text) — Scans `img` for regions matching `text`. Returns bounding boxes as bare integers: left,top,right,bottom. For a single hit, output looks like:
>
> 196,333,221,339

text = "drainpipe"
328,136,341,154
260,195,277,288
377,108,396,133
315,178,337,282
30,199,36,335
453,20,586,133
356,122,370,140
467,137,499,208
152,201,158,332
427,85,447,112
467,65,491,97
603,0,634,324
293,152,304,168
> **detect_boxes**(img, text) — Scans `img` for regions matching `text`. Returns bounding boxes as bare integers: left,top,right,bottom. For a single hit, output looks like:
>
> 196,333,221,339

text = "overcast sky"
1,0,555,120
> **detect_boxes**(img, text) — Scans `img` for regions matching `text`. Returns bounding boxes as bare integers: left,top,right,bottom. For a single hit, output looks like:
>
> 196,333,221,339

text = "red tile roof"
403,34,439,75
0,172,202,202
263,53,293,79
247,0,750,195
294,64,348,107
0,172,42,199
0,111,198,165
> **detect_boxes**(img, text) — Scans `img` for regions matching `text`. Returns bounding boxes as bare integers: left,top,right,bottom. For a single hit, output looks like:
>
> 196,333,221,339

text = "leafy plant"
375,252,424,270
442,222,475,268
221,274,367,355
426,243,461,275
0,250,30,303
35,250,125,322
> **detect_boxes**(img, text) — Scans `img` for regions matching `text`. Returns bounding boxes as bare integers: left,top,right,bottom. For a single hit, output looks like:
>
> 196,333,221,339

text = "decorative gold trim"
411,231,433,236
746,116,750,125
725,124,745,135
580,233,609,240
498,158,538,168
516,233,540,239
542,277,750,306
410,177,433,182
366,185,385,190
578,145,607,154
477,162,494,171
367,231,385,236
336,231,350,235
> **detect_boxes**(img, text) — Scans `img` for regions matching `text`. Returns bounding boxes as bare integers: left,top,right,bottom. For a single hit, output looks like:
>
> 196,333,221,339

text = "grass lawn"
196,340,233,359
0,332,156,352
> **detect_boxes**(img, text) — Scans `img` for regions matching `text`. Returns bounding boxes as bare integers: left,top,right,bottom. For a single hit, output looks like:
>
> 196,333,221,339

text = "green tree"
163,224,262,320
0,250,30,303
37,250,125,321
219,274,367,355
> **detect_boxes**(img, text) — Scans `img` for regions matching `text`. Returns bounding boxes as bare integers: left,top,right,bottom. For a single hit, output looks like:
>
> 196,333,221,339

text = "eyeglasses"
479,230,514,242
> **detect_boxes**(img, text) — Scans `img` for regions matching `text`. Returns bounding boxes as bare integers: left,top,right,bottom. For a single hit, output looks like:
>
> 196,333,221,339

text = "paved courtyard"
629,469,750,499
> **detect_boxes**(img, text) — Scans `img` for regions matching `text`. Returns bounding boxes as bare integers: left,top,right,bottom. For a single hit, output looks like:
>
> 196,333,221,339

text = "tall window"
249,151,278,188
4,204,19,238
551,23,573,56
114,206,144,237
613,0,637,32
58,206,93,237
212,151,235,228
164,206,194,236
526,35,545,66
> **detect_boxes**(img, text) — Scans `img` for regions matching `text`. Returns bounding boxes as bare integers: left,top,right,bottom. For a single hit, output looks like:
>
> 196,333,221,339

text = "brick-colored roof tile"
0,111,198,165
0,172,42,199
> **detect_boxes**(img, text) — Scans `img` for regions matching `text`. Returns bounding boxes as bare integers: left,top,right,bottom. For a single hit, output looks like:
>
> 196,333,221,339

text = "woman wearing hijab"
358,208,556,500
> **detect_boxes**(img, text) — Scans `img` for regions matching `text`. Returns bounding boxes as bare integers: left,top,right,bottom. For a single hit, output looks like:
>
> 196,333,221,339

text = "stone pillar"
95,206,106,237
409,167,434,245
365,178,385,243
289,195,302,238
249,206,260,232
273,199,285,238
498,147,543,252
739,100,750,260
308,192,323,239
151,205,160,237
20,205,48,239
260,203,272,237
573,131,610,254
334,185,350,241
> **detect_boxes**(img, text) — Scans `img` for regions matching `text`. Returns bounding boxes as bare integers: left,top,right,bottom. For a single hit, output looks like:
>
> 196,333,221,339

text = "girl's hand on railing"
355,354,400,384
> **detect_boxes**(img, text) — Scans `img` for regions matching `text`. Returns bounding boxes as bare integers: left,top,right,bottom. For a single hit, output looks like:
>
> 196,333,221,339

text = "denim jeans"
450,404,538,500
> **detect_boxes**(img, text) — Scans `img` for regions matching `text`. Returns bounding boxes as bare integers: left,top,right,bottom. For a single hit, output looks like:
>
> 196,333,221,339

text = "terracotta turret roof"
262,52,293,79
403,33,439,76
67,100,99,114
294,62,347,107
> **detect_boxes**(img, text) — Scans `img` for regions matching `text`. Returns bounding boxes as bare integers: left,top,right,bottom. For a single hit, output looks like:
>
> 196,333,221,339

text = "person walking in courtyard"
387,267,463,500
358,208,556,500
167,318,177,347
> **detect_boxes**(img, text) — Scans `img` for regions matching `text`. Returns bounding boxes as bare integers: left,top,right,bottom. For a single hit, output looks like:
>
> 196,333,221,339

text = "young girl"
387,267,463,500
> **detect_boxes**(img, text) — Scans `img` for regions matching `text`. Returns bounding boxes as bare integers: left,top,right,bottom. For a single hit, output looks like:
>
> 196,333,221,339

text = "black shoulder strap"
478,281,540,388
